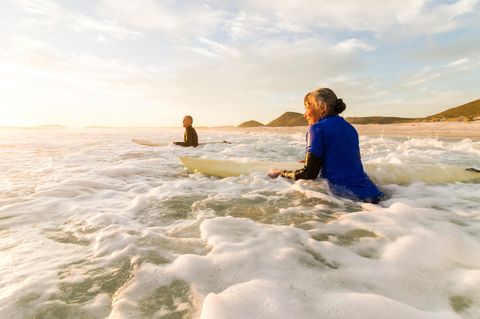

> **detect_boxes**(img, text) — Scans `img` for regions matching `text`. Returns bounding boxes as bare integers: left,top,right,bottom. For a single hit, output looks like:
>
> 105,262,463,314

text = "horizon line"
0,124,238,129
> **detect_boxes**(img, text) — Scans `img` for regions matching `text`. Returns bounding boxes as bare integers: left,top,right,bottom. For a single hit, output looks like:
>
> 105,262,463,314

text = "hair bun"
335,98,346,114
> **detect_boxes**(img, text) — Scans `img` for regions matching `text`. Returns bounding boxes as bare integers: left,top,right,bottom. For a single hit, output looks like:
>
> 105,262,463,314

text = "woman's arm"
280,152,322,180
268,152,322,180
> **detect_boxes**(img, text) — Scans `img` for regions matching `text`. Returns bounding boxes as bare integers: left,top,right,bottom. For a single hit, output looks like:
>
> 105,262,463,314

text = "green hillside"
238,120,264,128
345,116,419,124
267,112,307,127
238,98,479,127
424,99,480,121
264,112,417,126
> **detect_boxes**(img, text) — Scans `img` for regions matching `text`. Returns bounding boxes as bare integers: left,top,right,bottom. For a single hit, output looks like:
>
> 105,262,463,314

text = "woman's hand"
267,169,282,178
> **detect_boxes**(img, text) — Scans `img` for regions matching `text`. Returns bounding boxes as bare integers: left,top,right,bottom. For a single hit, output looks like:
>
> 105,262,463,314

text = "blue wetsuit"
281,115,383,203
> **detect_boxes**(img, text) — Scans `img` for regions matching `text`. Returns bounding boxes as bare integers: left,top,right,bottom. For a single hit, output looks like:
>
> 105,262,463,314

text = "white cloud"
13,0,140,41
9,35,67,69
13,0,476,43
11,34,49,51
372,88,477,117
197,37,241,58
0,35,177,126
3,1,480,126
227,11,278,40
13,0,58,17
447,58,470,67
98,0,182,31
396,0,479,35
232,0,478,38
4,35,162,96
177,46,221,59
402,56,478,87
333,39,376,53
152,36,375,123
66,15,140,40
98,0,225,39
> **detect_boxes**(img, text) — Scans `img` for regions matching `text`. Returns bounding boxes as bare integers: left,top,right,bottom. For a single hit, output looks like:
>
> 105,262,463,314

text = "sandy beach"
354,121,480,139
204,121,480,140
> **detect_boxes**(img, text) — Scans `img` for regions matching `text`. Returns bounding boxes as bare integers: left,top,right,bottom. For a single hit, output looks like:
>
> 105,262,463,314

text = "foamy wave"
0,128,478,318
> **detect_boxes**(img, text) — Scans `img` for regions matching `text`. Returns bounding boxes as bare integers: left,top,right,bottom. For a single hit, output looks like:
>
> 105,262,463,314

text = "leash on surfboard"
466,167,480,173
198,140,232,145
132,139,232,146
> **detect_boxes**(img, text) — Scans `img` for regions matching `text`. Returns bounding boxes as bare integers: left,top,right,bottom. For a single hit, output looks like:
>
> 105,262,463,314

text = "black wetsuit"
174,126,198,147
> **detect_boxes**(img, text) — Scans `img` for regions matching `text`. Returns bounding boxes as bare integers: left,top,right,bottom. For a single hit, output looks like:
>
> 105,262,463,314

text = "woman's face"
304,99,325,125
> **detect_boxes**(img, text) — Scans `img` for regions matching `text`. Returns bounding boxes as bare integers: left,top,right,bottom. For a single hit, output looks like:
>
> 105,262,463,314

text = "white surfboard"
179,156,302,178
131,139,169,147
179,156,480,185
132,139,231,147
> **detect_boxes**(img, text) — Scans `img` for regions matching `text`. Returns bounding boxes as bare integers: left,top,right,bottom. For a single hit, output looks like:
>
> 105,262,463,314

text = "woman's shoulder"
316,116,356,132
316,115,343,126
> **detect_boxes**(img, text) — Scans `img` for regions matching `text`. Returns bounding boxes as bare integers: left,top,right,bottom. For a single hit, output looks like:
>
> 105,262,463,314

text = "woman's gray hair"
304,88,346,115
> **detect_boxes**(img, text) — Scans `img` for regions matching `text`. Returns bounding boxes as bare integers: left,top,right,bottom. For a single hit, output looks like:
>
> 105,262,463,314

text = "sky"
0,0,479,127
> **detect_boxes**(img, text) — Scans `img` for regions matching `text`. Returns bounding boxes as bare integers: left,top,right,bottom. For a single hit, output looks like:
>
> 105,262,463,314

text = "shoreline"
354,121,480,140
201,121,480,140
2,121,479,140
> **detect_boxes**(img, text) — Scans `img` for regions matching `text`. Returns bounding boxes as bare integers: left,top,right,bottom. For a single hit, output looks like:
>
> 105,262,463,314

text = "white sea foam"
0,128,479,318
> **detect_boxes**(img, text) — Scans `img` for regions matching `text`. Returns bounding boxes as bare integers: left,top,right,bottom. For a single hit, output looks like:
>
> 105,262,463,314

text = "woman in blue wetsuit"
268,88,384,203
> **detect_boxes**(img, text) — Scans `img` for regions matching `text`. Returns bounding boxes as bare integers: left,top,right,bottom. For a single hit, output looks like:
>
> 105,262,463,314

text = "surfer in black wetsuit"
174,115,199,147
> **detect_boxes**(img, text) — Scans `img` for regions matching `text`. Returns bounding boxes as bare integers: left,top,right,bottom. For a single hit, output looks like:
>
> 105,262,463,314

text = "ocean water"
0,127,479,319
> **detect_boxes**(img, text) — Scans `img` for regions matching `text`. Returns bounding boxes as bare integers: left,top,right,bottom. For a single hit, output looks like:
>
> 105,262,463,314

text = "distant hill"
265,113,419,126
238,120,264,128
267,112,307,127
424,99,480,121
239,98,479,127
263,112,416,126
345,116,419,124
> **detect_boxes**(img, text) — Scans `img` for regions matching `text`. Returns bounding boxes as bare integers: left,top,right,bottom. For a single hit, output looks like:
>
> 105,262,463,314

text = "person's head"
303,88,346,125
182,115,193,128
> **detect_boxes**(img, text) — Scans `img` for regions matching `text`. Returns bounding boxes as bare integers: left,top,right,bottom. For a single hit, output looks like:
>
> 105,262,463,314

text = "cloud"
197,37,241,58
51,0,479,44
10,35,66,69
11,34,49,51
97,0,225,39
152,36,375,123
176,37,241,60
13,0,58,17
395,0,479,35
230,0,478,38
333,39,376,53
3,1,480,126
177,46,221,59
13,0,140,42
1,34,177,126
227,10,280,40
402,56,478,87
447,57,470,67
5,35,162,96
